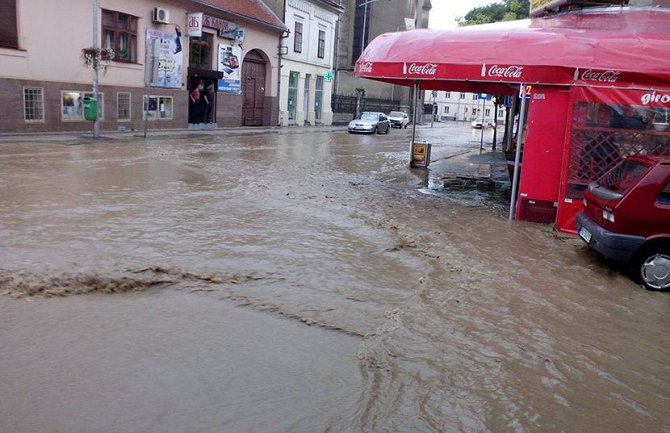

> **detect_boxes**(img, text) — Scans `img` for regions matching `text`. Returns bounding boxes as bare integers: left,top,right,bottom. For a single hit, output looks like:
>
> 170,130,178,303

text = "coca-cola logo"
487,65,524,79
581,69,620,83
407,63,437,75
359,62,373,74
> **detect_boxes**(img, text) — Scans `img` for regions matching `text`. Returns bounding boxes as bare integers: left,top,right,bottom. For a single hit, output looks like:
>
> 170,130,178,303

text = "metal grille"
23,87,44,122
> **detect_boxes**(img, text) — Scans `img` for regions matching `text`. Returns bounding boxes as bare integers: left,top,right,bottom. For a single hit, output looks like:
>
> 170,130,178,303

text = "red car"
576,155,670,291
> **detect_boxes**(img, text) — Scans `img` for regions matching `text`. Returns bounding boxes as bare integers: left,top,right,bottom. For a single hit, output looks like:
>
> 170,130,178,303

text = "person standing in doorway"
190,81,203,124
202,82,214,124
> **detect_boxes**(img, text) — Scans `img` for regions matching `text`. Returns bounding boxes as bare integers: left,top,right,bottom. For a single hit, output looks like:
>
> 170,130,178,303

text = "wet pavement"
0,122,668,433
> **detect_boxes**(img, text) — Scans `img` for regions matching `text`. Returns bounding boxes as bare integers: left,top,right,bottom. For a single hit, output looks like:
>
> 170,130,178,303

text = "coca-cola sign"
406,63,438,75
485,65,524,79
359,62,373,74
577,68,620,83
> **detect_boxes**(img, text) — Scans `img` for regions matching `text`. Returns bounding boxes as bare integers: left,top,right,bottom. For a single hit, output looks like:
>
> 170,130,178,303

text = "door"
242,53,266,126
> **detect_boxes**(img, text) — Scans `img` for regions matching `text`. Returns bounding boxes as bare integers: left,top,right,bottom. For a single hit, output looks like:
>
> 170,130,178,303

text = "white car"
471,119,495,129
388,111,410,128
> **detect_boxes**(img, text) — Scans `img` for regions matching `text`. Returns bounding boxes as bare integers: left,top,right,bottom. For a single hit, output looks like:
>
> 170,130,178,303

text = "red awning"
355,7,670,92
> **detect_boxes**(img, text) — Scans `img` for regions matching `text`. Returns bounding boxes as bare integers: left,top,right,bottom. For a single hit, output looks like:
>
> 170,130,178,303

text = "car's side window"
658,180,670,204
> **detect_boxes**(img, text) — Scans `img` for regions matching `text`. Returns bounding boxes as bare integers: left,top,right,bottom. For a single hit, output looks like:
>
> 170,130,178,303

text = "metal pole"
410,81,419,157
479,95,485,153
361,1,368,55
509,85,527,221
492,98,498,151
92,0,99,138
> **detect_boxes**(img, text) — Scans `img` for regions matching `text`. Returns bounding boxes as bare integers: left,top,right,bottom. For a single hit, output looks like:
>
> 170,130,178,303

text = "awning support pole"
509,84,527,221
410,80,419,157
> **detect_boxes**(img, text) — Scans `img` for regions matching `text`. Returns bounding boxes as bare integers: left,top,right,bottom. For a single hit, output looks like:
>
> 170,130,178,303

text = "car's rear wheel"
633,246,670,291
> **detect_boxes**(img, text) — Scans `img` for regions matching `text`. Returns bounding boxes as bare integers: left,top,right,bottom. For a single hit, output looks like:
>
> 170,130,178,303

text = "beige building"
0,0,286,133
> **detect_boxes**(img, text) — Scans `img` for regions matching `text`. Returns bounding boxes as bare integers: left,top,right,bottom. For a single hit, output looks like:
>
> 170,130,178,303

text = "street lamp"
358,0,390,55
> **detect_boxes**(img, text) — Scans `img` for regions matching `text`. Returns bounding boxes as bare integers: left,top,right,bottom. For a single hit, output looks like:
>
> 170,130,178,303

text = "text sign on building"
187,13,203,37
218,44,242,94
203,15,236,33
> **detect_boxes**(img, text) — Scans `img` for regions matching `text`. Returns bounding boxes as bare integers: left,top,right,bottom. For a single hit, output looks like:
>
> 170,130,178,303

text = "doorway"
242,51,267,126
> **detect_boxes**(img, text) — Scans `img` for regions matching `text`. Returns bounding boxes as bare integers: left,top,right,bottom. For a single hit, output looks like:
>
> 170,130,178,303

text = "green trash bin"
83,96,97,121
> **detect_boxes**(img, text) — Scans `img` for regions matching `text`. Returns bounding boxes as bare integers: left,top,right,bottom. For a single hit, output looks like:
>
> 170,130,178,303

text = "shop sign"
146,29,183,89
411,141,431,169
324,70,334,82
203,15,236,33
218,44,242,94
187,13,203,37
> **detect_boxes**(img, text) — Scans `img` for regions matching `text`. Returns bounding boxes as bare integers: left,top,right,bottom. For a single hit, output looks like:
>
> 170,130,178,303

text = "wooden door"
242,54,266,126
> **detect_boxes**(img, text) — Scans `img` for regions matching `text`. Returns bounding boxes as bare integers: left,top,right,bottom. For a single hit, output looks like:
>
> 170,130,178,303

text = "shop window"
0,1,18,48
189,33,213,68
102,9,137,63
61,91,104,121
117,92,131,121
317,30,326,59
294,22,303,53
143,95,173,120
23,87,44,122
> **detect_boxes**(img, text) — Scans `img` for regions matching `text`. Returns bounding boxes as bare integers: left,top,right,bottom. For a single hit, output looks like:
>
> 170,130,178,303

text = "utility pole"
92,0,100,138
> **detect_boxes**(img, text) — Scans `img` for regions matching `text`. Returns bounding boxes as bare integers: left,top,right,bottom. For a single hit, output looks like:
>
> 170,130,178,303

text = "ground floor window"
23,87,44,122
117,92,131,121
61,91,104,121
143,95,173,120
288,71,298,122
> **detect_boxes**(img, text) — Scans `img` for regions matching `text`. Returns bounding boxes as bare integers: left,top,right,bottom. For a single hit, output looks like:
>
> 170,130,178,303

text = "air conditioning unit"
153,7,170,24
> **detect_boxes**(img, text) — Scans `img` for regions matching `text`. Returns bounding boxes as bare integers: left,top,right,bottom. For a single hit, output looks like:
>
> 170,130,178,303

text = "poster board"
218,44,242,94
145,29,183,89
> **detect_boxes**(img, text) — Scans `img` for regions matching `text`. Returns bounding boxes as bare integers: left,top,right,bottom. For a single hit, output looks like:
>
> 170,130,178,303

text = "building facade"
0,0,286,133
332,0,431,123
426,91,504,123
279,0,343,126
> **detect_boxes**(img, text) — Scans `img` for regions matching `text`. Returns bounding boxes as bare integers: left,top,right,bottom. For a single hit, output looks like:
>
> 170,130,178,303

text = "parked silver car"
348,112,391,134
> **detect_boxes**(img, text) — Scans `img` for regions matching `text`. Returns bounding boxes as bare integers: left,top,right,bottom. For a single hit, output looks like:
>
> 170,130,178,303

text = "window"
445,92,450,99
143,95,173,120
288,71,298,122
118,92,131,121
351,2,370,64
485,109,491,117
460,93,465,100
0,1,18,48
315,75,323,123
23,87,44,122
294,22,303,53
318,30,326,59
472,108,477,114
189,33,213,68
499,109,505,117
659,181,670,204
61,91,104,121
444,106,449,114
102,10,138,63
473,94,478,100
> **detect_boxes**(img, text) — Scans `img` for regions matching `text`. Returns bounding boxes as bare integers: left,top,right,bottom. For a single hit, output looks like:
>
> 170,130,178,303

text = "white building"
426,91,505,123
279,0,343,126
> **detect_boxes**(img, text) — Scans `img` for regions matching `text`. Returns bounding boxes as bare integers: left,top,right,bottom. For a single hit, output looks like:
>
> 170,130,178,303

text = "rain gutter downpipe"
509,84,527,220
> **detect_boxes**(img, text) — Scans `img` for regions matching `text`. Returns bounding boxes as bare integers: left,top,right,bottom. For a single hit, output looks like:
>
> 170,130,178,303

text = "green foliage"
458,0,530,27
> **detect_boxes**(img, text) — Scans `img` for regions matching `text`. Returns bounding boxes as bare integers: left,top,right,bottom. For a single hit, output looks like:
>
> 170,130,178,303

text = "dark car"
348,112,391,134
576,155,670,290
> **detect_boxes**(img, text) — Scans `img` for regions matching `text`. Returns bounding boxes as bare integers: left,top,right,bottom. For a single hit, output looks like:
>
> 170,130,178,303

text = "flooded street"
1,123,668,433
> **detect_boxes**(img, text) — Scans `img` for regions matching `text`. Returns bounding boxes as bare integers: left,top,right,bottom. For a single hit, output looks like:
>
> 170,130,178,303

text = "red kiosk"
355,5,670,234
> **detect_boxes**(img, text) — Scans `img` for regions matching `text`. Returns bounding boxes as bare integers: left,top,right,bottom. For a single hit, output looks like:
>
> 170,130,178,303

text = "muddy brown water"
0,124,668,433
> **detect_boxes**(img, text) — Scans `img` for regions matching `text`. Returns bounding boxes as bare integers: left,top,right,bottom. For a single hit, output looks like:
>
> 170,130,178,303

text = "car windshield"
389,112,404,117
596,159,652,195
360,113,378,121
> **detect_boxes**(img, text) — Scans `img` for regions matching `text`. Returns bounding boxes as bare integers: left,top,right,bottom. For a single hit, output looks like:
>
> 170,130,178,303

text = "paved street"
1,123,668,433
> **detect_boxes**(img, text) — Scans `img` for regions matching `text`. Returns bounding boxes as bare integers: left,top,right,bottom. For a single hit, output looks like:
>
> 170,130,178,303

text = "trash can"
83,96,97,121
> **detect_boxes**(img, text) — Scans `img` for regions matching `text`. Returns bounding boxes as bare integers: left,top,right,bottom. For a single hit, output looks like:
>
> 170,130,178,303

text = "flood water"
1,124,668,433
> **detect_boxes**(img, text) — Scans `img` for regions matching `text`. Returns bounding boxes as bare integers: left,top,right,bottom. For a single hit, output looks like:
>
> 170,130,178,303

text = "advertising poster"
218,44,242,94
146,29,183,89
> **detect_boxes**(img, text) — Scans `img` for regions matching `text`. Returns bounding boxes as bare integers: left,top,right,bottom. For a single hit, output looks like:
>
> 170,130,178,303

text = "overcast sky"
429,0,498,29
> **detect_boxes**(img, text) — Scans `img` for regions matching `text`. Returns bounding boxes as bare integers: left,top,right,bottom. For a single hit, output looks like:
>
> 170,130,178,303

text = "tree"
458,0,530,27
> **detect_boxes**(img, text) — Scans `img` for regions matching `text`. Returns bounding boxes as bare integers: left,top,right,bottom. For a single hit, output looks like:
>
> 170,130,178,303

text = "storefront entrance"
242,51,267,126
